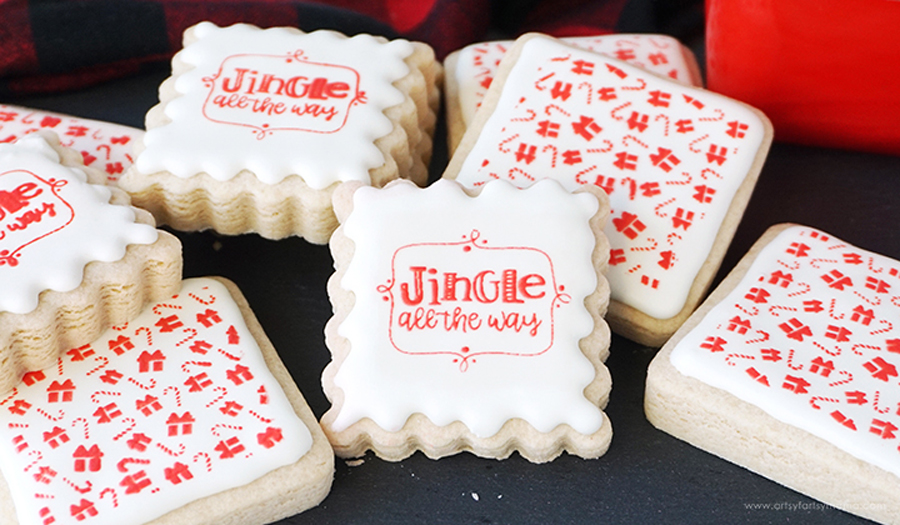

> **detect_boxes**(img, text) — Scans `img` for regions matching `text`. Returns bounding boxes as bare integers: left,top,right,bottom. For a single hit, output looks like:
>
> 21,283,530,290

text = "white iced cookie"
443,33,702,153
0,278,333,525
120,21,441,243
0,104,143,184
444,34,772,346
0,133,182,395
322,178,613,462
647,224,900,525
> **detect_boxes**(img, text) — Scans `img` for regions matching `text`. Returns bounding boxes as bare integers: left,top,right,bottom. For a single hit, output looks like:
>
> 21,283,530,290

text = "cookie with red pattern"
0,105,143,185
443,33,702,154
0,132,181,396
322,178,612,462
443,33,772,346
646,224,900,524
0,277,333,525
120,21,441,244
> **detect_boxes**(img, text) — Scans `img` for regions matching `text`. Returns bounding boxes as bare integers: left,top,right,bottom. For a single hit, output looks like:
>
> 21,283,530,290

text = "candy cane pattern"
151,303,183,316
135,327,153,346
210,424,244,437
175,327,198,347
670,226,900,479
454,35,699,128
155,442,186,457
112,417,136,441
71,418,90,440
511,108,536,122
0,104,143,183
0,279,312,525
0,388,18,406
85,356,109,376
162,386,182,408
62,478,92,493
99,487,118,508
126,377,156,390
116,457,150,472
187,288,217,305
192,452,213,473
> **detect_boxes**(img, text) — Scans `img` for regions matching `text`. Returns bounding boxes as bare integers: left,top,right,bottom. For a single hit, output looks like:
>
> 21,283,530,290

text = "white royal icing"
0,278,312,525
671,226,900,478
453,36,766,320
333,179,604,438
455,34,700,126
0,135,158,315
0,105,144,184
136,22,413,188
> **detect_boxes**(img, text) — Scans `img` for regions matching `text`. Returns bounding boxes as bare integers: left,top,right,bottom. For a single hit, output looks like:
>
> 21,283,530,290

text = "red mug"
706,0,900,155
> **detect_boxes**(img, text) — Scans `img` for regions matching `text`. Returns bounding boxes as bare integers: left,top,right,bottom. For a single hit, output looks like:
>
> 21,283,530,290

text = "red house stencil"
137,350,166,373
73,444,103,472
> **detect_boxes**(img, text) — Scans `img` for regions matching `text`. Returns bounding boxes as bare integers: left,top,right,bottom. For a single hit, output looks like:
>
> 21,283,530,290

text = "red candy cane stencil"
0,104,143,183
455,34,700,128
670,226,900,478
0,279,312,525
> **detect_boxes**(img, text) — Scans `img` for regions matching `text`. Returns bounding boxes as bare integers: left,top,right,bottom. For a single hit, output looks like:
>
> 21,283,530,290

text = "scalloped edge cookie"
321,178,612,462
120,22,441,244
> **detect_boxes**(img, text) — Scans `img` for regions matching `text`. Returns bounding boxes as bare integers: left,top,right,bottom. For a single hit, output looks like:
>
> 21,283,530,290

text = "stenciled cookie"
0,277,333,525
0,104,143,185
646,224,900,524
444,33,773,346
444,33,702,153
120,21,441,244
322,178,612,462
0,132,181,395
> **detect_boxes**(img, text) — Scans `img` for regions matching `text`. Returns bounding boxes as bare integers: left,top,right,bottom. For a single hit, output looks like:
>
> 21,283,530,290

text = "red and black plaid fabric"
0,0,702,96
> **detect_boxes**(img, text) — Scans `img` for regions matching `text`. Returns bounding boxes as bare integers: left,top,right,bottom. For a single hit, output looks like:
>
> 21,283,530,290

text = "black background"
5,28,897,525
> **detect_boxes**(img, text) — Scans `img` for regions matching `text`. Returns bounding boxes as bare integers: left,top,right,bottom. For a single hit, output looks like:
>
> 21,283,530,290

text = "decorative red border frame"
377,230,571,371
0,170,73,268
200,50,367,139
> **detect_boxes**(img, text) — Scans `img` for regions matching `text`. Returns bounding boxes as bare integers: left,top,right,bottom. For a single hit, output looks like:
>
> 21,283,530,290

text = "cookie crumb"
345,459,365,467
471,492,479,501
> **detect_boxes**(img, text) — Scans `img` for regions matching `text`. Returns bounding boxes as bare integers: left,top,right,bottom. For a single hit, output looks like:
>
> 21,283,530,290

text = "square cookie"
443,34,773,346
321,178,613,462
119,22,441,244
0,277,333,525
0,132,182,395
646,224,900,524
0,104,143,185
443,33,702,153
